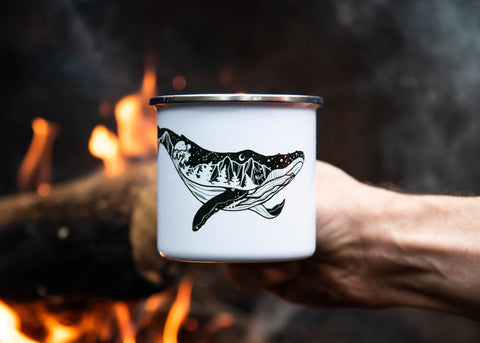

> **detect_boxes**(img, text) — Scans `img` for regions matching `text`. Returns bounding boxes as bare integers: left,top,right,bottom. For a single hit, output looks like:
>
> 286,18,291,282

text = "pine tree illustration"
217,167,229,185
230,173,240,187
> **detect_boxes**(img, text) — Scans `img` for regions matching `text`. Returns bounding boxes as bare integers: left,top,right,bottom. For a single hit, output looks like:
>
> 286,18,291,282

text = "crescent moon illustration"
239,154,245,161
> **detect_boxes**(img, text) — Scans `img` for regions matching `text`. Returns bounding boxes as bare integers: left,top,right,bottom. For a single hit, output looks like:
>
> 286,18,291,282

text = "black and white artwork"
158,127,304,231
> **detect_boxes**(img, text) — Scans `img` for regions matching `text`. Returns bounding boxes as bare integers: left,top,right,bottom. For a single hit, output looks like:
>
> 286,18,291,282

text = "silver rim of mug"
149,93,324,106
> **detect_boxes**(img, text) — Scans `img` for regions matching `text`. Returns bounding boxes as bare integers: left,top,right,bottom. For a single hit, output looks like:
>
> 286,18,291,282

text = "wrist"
368,193,443,309
372,192,480,316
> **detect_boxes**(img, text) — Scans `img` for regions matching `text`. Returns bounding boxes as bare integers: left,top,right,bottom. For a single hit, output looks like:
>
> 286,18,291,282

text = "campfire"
0,66,244,343
0,278,195,343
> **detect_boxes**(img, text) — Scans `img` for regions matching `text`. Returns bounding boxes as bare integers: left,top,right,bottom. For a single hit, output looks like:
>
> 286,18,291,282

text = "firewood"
0,162,181,300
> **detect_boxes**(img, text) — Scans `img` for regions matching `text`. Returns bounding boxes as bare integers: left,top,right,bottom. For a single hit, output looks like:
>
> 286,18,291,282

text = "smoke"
335,0,480,193
56,0,144,96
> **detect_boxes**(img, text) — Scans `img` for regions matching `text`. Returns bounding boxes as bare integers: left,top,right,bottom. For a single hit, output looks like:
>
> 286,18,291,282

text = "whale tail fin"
249,200,285,219
192,188,248,231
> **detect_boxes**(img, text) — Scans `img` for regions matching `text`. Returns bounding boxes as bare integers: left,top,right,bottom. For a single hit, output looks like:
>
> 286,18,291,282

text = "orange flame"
115,94,153,157
163,278,193,343
90,65,157,175
140,292,168,329
0,279,198,342
0,301,38,343
142,66,156,97
115,66,157,158
88,125,126,177
0,301,81,343
18,118,58,195
6,61,204,343
43,314,80,343
114,302,136,343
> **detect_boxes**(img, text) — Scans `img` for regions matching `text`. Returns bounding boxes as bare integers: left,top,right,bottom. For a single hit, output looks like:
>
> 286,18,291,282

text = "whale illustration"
158,127,304,231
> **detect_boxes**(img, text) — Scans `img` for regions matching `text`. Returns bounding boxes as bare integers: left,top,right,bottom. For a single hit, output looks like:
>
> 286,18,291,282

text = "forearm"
226,162,480,320
374,193,480,318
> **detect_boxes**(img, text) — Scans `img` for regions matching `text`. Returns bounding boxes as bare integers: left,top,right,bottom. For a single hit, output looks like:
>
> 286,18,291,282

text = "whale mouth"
262,156,304,183
286,157,304,175
224,156,304,211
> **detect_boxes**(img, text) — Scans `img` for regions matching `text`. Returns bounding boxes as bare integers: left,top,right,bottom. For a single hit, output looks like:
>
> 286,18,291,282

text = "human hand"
226,161,480,319
226,161,400,308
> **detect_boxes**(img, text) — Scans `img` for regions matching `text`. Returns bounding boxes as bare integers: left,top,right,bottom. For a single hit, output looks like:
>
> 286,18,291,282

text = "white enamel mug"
151,94,323,262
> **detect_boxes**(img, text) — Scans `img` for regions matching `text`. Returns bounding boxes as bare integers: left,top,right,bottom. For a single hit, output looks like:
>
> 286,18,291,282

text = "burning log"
0,161,181,300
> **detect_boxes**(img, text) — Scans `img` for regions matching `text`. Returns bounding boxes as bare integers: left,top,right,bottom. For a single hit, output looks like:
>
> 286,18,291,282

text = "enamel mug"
150,94,323,262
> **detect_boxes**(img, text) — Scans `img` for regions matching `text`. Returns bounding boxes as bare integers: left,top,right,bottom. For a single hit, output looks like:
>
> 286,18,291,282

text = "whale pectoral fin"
249,199,286,219
193,188,249,231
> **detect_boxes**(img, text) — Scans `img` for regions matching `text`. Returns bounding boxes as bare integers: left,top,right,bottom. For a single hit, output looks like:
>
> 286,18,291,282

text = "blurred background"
1,0,480,342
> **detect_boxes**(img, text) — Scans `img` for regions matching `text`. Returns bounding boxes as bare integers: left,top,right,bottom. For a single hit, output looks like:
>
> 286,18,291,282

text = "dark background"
2,0,480,194
1,0,480,341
